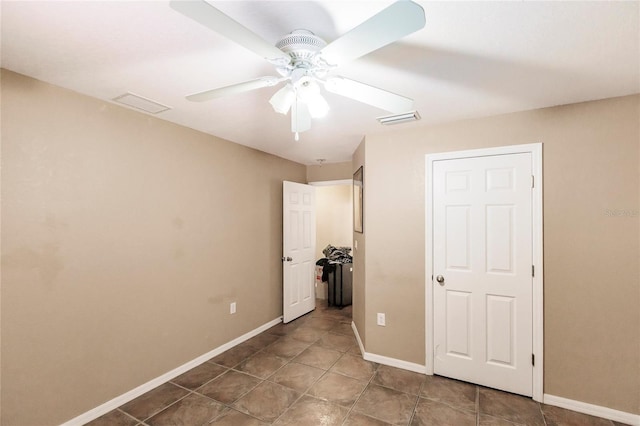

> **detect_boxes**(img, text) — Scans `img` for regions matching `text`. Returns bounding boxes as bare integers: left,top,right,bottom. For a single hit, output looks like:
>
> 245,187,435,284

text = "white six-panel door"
283,181,316,323
432,153,533,396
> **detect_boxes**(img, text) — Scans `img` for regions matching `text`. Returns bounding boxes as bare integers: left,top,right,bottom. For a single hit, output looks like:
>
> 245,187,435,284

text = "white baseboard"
61,317,283,426
350,321,426,374
363,352,427,374
351,321,365,356
544,394,640,426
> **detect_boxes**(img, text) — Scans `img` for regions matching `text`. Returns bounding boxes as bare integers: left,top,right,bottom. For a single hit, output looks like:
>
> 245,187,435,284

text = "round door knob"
436,275,445,285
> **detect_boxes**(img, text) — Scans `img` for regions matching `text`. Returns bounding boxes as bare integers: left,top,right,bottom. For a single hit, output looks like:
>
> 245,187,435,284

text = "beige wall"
351,142,366,348
357,95,640,414
0,70,307,425
315,185,353,260
306,161,352,182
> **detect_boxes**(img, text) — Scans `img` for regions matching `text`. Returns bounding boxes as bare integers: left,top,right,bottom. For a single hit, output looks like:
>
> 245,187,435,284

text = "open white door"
283,181,316,323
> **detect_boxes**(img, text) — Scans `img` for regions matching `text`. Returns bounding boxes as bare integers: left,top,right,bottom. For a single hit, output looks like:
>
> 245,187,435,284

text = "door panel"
445,290,472,358
283,181,316,323
433,153,533,396
486,294,515,366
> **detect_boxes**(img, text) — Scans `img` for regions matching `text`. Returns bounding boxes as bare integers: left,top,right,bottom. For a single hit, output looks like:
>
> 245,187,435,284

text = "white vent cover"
377,110,421,125
112,93,171,114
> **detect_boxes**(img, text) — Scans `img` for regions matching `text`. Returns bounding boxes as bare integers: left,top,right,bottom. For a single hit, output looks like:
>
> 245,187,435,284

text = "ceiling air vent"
112,93,171,114
377,111,421,125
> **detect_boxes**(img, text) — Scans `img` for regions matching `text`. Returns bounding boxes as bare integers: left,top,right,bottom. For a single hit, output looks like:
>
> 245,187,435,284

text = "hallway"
87,303,625,425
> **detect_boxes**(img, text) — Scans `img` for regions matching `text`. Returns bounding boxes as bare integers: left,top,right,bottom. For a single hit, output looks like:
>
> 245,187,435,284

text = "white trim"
60,317,283,426
363,352,427,374
425,143,544,402
351,321,426,374
544,394,640,426
351,321,365,356
308,179,352,186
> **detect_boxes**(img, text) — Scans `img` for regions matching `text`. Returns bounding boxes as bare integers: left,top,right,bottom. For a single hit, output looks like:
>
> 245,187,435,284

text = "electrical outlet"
230,302,236,314
377,313,386,326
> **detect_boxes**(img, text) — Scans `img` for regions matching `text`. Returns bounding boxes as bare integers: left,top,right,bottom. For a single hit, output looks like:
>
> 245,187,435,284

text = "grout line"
116,408,141,424
407,376,427,426
476,386,480,426
340,364,378,425
538,399,549,426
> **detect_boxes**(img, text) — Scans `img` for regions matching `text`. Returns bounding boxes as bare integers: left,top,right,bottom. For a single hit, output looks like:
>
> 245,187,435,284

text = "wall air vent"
377,110,421,125
112,93,171,114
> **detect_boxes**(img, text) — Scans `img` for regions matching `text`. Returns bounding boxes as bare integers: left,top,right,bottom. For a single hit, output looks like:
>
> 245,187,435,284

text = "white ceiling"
2,1,639,165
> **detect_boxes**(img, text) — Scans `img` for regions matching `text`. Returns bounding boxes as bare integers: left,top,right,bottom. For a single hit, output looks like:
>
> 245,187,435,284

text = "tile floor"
87,302,628,426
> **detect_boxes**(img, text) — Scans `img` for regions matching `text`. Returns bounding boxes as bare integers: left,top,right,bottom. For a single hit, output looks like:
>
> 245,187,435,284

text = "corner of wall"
351,140,366,348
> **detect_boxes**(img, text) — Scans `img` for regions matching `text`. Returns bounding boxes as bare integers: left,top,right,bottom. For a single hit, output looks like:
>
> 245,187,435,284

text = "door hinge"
532,265,535,277
532,353,535,366
531,175,535,188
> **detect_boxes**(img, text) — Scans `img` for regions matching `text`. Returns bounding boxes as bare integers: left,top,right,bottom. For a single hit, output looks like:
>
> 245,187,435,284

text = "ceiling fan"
170,0,426,141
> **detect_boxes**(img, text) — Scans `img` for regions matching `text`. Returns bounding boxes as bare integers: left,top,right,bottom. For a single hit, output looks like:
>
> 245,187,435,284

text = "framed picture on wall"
354,166,363,233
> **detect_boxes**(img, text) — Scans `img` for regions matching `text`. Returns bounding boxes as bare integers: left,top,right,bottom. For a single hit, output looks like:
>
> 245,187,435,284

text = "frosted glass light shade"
269,85,295,114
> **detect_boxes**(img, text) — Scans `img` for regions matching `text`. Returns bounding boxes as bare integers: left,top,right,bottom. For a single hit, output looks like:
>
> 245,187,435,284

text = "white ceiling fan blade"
320,1,425,66
291,98,311,134
186,77,282,102
169,1,290,64
324,76,414,113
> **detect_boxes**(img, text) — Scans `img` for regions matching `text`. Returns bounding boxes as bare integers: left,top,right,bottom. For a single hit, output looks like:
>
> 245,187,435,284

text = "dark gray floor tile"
421,374,477,412
316,332,358,352
232,381,300,422
330,353,378,381
542,404,615,426
411,397,476,426
353,384,418,425
479,414,526,425
307,371,367,407
274,395,348,425
479,387,545,426
197,370,261,404
235,351,288,379
343,412,392,425
210,344,258,368
372,364,426,395
209,408,268,425
146,393,224,426
85,409,138,426
171,362,227,390
262,337,310,359
120,383,189,421
293,343,342,370
268,361,325,392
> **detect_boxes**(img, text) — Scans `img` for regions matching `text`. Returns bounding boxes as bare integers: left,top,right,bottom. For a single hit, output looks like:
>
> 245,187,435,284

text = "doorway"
425,144,543,401
311,179,353,300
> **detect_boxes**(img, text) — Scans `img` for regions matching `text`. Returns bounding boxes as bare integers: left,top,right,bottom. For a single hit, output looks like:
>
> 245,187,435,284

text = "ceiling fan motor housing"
275,30,329,78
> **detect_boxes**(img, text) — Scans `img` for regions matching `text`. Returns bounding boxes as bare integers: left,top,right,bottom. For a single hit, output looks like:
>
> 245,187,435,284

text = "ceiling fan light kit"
170,0,426,140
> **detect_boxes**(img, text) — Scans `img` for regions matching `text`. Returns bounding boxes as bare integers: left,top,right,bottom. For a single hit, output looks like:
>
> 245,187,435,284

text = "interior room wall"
306,161,352,182
315,185,353,260
0,69,307,425
359,94,640,414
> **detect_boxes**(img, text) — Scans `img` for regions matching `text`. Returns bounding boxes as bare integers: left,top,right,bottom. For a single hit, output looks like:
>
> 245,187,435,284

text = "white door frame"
425,143,544,402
